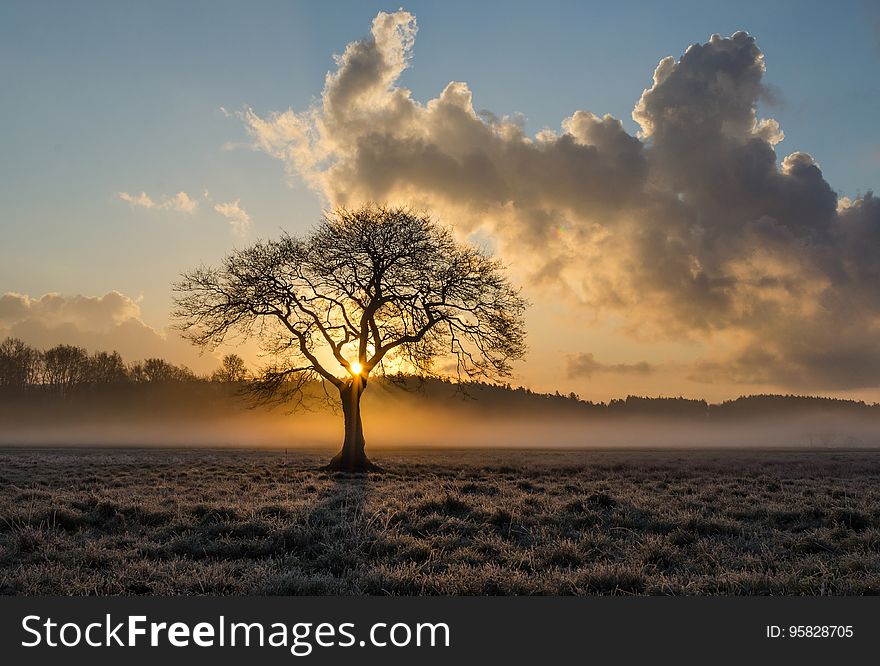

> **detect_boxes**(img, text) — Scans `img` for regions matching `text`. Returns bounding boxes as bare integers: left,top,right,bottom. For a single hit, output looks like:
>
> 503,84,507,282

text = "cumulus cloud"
213,199,252,236
241,12,880,391
119,190,198,214
120,189,251,235
566,353,654,379
0,292,215,372
0,292,141,330
118,191,156,209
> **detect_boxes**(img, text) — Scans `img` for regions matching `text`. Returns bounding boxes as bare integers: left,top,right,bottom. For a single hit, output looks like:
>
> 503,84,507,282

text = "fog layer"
2,383,879,450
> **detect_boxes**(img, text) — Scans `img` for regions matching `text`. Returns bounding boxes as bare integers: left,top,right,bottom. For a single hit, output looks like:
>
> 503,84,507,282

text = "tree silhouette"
42,344,89,396
211,353,249,383
129,358,196,383
173,205,528,471
86,351,129,384
0,338,42,390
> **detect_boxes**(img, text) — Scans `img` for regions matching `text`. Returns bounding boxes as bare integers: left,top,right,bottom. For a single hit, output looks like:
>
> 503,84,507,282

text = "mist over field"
5,365,880,598
3,380,880,451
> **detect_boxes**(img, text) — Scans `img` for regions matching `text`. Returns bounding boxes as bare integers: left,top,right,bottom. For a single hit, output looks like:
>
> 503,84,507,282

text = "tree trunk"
326,377,379,472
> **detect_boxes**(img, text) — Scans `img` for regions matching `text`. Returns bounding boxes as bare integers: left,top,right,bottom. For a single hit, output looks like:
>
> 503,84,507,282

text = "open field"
2,447,880,595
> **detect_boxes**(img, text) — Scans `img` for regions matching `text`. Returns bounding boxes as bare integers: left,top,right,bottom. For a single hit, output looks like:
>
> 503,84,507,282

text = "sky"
1,0,880,402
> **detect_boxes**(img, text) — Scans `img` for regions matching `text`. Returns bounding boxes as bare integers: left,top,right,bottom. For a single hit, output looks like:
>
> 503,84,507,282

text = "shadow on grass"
257,471,375,594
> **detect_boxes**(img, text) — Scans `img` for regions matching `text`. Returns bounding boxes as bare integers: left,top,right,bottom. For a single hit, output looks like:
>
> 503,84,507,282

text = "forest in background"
2,336,879,422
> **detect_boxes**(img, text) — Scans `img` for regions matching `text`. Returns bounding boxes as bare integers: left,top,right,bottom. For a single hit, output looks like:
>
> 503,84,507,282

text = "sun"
349,361,363,375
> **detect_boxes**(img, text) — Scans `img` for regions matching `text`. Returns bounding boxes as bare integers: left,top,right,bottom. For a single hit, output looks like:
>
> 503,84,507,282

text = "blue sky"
2,1,879,397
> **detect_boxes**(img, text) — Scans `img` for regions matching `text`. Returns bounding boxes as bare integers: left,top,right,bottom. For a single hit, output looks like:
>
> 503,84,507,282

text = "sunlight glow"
350,361,363,375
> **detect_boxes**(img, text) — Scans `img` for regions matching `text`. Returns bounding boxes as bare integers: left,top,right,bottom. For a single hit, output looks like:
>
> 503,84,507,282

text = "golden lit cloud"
0,291,217,373
240,13,880,391
119,190,199,214
213,199,252,236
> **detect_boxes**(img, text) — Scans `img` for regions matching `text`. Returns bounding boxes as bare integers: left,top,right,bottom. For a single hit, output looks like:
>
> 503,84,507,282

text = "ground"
1,447,879,595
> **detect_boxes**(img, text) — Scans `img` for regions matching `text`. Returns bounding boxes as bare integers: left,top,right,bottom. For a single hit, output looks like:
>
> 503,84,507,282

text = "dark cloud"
566,353,654,379
244,12,880,391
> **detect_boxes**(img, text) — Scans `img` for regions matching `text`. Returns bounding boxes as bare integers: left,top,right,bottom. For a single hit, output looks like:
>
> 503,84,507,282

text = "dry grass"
1,447,880,595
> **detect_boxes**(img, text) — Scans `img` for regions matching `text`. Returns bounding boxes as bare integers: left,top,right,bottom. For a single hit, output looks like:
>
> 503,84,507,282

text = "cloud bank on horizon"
0,291,216,372
241,10,880,391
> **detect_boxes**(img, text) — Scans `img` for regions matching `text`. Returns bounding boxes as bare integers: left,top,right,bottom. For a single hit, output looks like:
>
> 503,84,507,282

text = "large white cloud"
241,12,880,391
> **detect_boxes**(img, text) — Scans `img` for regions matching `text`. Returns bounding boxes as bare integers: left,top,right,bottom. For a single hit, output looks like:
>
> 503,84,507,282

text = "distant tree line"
2,337,878,419
0,337,248,396
387,375,880,420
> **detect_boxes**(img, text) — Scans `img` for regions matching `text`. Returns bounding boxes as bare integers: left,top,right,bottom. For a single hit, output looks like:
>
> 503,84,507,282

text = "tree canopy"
174,205,527,392
172,205,528,469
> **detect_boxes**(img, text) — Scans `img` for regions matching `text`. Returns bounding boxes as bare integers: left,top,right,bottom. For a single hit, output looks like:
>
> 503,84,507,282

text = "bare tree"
173,205,528,471
86,350,129,384
129,358,196,383
0,337,42,390
42,344,89,396
211,353,249,383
